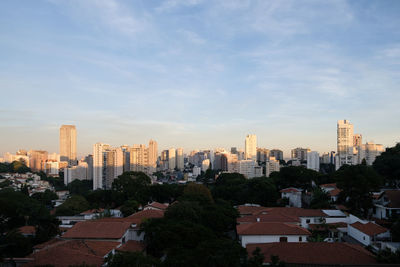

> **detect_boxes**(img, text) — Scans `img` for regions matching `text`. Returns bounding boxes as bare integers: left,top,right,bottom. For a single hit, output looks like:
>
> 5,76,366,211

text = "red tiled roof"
237,222,310,236
237,205,269,216
18,226,35,235
329,188,341,196
144,202,168,210
308,222,347,231
237,213,299,224
320,183,337,188
350,222,388,236
81,208,104,215
127,209,164,220
24,240,119,267
63,220,131,239
246,242,376,265
280,188,301,193
33,238,64,250
116,240,145,252
265,207,326,217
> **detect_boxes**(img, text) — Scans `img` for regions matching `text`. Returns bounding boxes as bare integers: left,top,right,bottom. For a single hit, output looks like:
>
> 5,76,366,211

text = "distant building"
60,125,77,166
266,157,280,177
29,150,48,172
93,143,109,190
148,140,158,172
201,159,210,172
192,166,201,177
168,148,176,170
42,160,59,176
336,120,354,169
307,151,320,171
257,148,269,162
176,148,184,170
270,149,283,161
245,134,257,160
239,160,256,178
291,148,310,161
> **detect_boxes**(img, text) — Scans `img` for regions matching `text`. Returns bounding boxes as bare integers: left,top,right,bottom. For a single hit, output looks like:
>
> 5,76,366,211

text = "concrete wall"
240,234,308,247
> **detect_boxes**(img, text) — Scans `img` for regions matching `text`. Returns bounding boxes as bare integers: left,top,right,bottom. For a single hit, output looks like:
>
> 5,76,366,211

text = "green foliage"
149,183,184,203
247,247,265,267
270,255,286,266
67,179,92,197
391,219,400,242
335,164,382,217
106,251,160,267
31,190,58,207
86,189,124,209
310,187,331,209
0,161,31,174
181,183,214,204
373,143,400,186
0,180,11,188
120,199,140,217
41,174,67,191
270,166,321,190
112,172,151,204
376,248,400,263
0,229,32,258
55,195,90,216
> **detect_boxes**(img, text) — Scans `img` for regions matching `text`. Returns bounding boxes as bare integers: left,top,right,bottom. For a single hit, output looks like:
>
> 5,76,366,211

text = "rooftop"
246,242,376,265
350,221,388,236
237,222,310,236
63,220,131,239
116,240,145,252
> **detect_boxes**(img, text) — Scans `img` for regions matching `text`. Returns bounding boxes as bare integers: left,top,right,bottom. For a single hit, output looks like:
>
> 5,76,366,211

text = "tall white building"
176,148,184,170
336,120,354,169
307,151,320,172
168,148,176,170
93,143,109,190
60,125,77,166
148,140,158,172
356,142,384,165
266,157,280,177
238,160,257,178
129,144,148,172
201,159,210,172
245,134,257,160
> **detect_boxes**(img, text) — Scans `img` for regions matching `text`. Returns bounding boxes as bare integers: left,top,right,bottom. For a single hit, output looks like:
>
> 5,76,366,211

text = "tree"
106,251,160,267
212,173,247,205
335,164,383,217
310,187,331,209
55,195,90,216
31,190,58,207
67,179,92,196
181,183,214,204
242,177,279,207
112,172,151,204
271,166,321,190
373,143,400,187
247,247,265,267
120,199,140,217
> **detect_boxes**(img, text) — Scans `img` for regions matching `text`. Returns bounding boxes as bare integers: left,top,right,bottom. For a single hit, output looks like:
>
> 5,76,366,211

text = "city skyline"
1,1,399,157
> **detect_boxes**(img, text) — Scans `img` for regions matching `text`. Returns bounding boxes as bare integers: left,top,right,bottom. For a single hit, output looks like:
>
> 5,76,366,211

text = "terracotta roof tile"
280,188,301,193
350,222,388,236
329,188,341,196
237,213,299,224
265,207,326,217
127,209,164,220
320,183,337,188
237,205,269,216
62,220,131,239
116,240,145,252
81,208,104,215
246,242,376,265
144,202,168,210
237,222,310,236
24,240,119,267
18,226,35,235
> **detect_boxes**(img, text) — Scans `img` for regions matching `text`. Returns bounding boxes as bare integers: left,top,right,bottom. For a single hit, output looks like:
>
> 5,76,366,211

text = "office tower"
320,153,330,164
266,157,280,177
29,150,48,172
168,148,176,170
64,161,88,185
129,144,148,172
176,148,184,170
42,160,59,176
239,160,257,178
60,125,77,166
353,134,362,147
245,134,257,160
291,147,311,161
148,140,158,171
270,149,283,161
93,143,110,190
336,120,354,169
161,150,169,170
307,151,320,171
104,147,123,189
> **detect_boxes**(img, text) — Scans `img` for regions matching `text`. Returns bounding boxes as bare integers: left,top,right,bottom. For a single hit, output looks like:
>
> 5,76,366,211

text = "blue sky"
0,0,399,158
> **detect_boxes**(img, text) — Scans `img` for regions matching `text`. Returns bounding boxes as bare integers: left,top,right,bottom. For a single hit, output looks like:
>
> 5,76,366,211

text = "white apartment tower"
168,148,176,170
148,139,158,172
176,148,184,170
336,120,354,169
307,151,320,172
60,125,77,166
93,143,110,190
93,143,123,190
245,134,257,160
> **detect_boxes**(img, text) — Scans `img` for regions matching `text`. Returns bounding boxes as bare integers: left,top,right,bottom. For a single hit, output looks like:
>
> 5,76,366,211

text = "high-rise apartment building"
266,156,280,177
257,148,270,162
168,148,176,170
353,134,362,147
176,148,184,170
60,125,77,166
29,150,48,172
129,144,148,172
93,143,109,190
337,120,354,169
270,149,283,161
93,143,123,190
245,134,257,160
291,147,311,161
307,151,320,172
148,140,158,171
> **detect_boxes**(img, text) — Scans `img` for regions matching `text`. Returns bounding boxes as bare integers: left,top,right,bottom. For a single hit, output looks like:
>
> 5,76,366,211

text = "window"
279,237,288,242
306,219,310,223
363,236,365,240
299,236,302,242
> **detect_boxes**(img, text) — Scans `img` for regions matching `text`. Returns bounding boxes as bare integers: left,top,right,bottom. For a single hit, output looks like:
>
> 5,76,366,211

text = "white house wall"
240,235,308,247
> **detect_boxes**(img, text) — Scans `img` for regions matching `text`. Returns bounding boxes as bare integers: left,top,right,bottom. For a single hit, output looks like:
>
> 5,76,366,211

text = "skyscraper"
245,134,257,160
176,148,184,170
60,125,77,166
168,148,176,170
93,143,110,190
336,120,354,169
148,139,158,171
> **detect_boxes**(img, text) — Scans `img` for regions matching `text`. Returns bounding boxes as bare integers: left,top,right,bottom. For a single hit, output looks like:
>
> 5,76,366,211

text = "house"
237,212,299,225
320,183,341,202
246,242,377,265
143,201,168,211
237,222,310,247
266,207,327,229
18,226,36,237
348,221,390,246
23,239,119,267
374,190,400,219
237,204,269,217
115,240,146,253
280,187,302,207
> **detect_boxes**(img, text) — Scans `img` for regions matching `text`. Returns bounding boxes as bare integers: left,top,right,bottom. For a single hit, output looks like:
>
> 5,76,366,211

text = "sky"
0,0,399,158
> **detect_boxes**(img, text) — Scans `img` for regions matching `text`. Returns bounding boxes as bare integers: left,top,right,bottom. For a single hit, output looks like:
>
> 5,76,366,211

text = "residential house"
348,221,390,246
320,183,341,202
280,188,302,208
374,190,400,219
